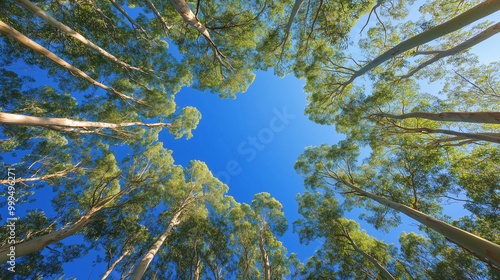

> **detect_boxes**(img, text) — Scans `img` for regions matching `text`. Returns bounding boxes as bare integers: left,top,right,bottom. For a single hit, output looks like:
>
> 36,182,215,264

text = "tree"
295,140,500,268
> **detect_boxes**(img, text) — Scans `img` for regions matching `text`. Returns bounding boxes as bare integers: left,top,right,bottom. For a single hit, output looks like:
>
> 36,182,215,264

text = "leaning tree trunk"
342,228,396,280
398,126,500,144
0,112,171,132
144,0,171,35
402,22,500,78
339,180,500,268
100,247,131,280
128,208,184,280
0,20,143,105
14,0,151,74
258,229,271,280
0,184,132,264
340,0,500,91
376,111,500,124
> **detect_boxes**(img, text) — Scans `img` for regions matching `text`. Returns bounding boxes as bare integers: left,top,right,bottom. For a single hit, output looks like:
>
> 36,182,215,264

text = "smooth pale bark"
144,0,171,34
339,0,500,91
192,249,200,280
0,20,143,105
338,180,500,267
169,0,228,67
377,111,500,124
403,22,500,78
0,166,80,185
259,229,271,280
108,0,150,40
0,207,95,263
342,229,396,280
0,112,171,132
0,183,133,264
398,126,500,144
128,209,184,280
14,0,150,74
100,247,131,280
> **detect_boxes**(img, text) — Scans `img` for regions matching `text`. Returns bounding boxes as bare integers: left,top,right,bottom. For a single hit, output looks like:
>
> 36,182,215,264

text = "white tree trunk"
0,20,143,105
0,112,170,132
14,0,150,74
258,229,271,280
340,0,500,90
127,209,184,280
403,22,500,78
100,247,131,280
339,180,500,267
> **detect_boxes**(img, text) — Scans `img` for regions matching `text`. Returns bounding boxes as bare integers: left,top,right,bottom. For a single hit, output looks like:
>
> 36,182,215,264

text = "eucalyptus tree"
0,142,177,265
295,190,397,280
128,160,228,279
294,139,500,268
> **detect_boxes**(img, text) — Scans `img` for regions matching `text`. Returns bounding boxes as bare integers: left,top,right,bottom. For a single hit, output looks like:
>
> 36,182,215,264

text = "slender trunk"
399,126,500,144
403,22,500,78
108,0,150,40
168,0,228,67
242,247,250,280
0,112,170,132
192,248,200,280
0,20,144,105
128,209,184,280
343,229,396,280
0,207,98,263
144,0,171,35
378,111,500,124
14,0,150,74
100,247,131,280
258,229,271,280
340,0,500,91
0,182,133,264
0,167,78,185
339,180,500,267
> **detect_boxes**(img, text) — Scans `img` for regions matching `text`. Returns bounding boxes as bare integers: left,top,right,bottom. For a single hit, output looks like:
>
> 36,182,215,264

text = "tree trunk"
377,111,500,124
0,112,171,132
108,0,150,40
0,167,80,185
128,209,184,280
398,125,500,144
258,229,271,280
100,247,131,280
340,0,500,91
0,20,144,105
14,0,150,74
403,22,500,78
339,180,500,267
343,228,396,280
168,0,228,67
144,0,171,35
0,207,97,263
0,183,133,264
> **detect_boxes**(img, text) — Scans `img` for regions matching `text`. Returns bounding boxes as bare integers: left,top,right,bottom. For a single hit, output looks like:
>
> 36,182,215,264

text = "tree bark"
396,125,500,144
108,0,150,40
338,180,500,267
0,112,171,132
14,0,151,74
342,228,396,280
0,20,144,105
0,182,133,264
144,0,171,35
403,22,500,78
128,207,184,280
0,166,80,185
377,111,500,124
340,0,500,91
100,247,131,280
258,229,271,280
169,0,229,68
